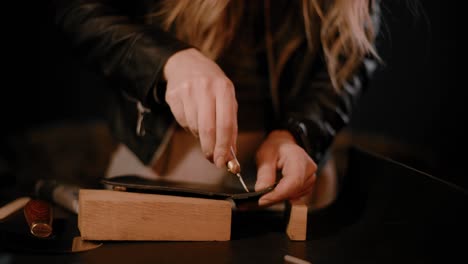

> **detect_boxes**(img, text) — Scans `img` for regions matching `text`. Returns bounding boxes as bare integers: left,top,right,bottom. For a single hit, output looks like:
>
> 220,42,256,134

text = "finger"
289,159,317,200
299,171,316,191
198,92,216,161
229,101,238,160
226,103,238,166
254,147,277,191
182,95,198,137
290,174,316,200
258,159,305,206
167,97,187,128
213,81,236,168
290,185,314,201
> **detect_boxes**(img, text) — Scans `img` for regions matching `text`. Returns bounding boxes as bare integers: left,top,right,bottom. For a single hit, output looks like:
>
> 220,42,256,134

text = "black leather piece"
101,175,275,201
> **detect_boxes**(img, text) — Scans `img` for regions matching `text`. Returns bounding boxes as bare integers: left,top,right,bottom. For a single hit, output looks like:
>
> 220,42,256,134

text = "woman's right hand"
163,48,238,168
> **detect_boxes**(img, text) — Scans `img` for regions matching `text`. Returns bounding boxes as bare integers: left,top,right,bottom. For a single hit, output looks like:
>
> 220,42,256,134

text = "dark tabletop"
1,147,466,264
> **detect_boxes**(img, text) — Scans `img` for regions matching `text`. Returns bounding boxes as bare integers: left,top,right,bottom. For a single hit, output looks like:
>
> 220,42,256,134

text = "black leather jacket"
52,0,380,166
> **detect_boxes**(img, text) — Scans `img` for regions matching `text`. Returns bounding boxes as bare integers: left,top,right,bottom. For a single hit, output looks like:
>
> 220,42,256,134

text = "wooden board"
78,189,232,241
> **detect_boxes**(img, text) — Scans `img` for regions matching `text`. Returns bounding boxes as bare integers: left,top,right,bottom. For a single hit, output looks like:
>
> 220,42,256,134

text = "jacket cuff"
284,116,333,164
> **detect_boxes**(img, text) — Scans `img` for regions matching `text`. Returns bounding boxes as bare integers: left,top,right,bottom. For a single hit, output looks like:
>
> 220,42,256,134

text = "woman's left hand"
255,130,317,206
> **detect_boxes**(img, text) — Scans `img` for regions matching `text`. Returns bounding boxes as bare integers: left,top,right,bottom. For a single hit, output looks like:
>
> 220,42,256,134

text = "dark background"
349,0,461,186
1,1,463,189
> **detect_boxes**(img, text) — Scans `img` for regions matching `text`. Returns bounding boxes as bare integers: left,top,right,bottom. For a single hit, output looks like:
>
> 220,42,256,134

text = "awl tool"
227,146,250,192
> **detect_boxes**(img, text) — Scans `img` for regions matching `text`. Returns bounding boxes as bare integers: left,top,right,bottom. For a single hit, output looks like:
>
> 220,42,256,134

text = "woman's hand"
255,130,317,206
164,48,238,168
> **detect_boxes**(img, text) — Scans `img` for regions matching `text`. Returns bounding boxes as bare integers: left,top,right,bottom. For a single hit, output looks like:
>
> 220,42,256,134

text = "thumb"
255,149,277,191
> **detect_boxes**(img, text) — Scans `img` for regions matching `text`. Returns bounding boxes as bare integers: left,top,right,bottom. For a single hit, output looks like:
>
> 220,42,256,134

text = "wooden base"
286,200,308,241
78,189,232,241
78,189,307,241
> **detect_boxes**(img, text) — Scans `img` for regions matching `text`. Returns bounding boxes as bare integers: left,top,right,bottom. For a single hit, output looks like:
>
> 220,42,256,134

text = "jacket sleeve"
284,55,378,164
52,0,191,105
283,1,381,165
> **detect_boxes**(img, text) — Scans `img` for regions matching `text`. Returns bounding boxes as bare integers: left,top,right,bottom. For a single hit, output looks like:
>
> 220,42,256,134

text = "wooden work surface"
1,147,466,264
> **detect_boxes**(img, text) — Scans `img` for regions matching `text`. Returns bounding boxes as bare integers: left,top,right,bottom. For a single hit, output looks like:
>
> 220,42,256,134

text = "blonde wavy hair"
150,0,378,91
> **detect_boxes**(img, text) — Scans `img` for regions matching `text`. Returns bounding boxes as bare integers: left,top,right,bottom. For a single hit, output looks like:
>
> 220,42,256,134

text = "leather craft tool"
227,146,250,192
23,199,53,238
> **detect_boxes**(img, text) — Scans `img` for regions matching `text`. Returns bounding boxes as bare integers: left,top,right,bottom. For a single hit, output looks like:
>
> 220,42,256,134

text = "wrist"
163,48,198,81
268,130,297,144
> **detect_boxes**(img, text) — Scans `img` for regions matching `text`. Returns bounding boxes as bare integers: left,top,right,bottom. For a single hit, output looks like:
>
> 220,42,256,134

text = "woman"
52,0,380,207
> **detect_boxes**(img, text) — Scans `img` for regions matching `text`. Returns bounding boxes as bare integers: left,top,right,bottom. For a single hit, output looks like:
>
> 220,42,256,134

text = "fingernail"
258,197,271,207
215,156,225,168
255,182,268,191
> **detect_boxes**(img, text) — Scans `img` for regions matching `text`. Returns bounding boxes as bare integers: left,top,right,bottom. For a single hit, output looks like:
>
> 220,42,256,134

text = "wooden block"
286,200,308,241
78,189,232,241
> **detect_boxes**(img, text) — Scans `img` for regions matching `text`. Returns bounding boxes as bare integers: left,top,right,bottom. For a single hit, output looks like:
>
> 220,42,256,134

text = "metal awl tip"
236,173,250,192
228,146,250,192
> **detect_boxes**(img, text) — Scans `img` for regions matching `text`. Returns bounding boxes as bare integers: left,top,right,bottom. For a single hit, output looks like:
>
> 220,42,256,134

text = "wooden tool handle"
227,160,241,174
23,199,53,238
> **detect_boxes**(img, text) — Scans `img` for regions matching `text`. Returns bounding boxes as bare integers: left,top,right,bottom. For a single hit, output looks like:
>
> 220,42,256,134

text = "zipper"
121,91,151,137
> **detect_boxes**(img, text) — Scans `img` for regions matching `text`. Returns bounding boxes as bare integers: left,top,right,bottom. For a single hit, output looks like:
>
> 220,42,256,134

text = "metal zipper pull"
136,101,151,137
